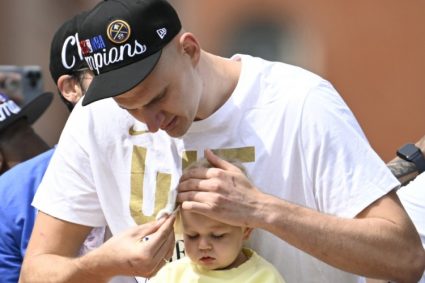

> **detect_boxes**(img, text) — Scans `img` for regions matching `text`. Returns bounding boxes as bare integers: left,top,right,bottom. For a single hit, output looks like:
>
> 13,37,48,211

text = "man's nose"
133,108,164,133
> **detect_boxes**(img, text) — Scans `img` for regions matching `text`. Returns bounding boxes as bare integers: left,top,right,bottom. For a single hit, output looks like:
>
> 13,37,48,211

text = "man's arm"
20,211,176,283
388,134,425,185
260,190,424,283
19,212,105,283
387,157,418,185
178,149,425,283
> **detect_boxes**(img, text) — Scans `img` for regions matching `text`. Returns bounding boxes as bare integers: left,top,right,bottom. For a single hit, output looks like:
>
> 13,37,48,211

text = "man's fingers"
180,150,243,183
143,215,175,253
178,176,221,193
154,223,175,260
128,220,161,241
147,239,173,278
146,218,176,276
136,215,176,276
205,149,230,170
205,149,243,173
179,167,208,182
177,190,217,205
178,192,221,218
180,200,212,213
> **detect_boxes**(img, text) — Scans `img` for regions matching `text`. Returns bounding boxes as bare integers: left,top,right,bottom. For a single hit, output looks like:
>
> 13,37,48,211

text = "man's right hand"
81,215,176,279
20,212,175,283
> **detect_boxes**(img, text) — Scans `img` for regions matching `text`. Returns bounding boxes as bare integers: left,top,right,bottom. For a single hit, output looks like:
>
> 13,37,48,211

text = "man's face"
113,45,202,138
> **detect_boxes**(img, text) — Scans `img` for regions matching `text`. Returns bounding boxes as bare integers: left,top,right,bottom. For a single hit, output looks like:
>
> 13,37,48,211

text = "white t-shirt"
34,54,399,283
397,173,425,283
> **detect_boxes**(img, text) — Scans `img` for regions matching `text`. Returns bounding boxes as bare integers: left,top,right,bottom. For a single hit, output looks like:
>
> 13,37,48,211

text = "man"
0,12,101,283
21,0,425,282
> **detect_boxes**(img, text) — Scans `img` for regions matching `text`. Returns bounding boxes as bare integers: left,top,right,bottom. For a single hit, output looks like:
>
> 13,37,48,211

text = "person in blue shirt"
0,12,94,283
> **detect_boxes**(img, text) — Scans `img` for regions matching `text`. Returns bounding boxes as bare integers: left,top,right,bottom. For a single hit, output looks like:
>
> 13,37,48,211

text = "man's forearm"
387,157,418,185
19,253,110,283
256,192,425,283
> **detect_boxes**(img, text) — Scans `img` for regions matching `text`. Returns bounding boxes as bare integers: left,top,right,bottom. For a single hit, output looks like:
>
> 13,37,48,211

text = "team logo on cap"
0,93,21,122
107,20,131,44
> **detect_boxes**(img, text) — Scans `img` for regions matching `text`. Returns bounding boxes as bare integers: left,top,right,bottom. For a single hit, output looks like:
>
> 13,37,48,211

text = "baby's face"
181,209,250,270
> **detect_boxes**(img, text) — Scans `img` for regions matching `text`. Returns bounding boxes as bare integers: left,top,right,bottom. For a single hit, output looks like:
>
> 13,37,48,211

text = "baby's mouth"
199,256,215,264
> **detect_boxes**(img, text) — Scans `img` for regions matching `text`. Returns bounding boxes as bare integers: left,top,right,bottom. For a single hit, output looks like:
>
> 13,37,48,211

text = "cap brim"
0,92,53,132
82,49,162,106
20,92,53,124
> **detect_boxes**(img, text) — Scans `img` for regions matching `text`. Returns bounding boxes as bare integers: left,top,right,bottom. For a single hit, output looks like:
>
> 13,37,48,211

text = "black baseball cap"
79,0,182,106
49,11,88,84
0,92,53,133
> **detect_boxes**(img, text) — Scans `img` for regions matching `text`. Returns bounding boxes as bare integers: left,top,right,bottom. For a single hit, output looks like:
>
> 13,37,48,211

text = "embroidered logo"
0,94,21,122
156,28,167,39
80,35,147,75
107,20,131,44
60,32,84,70
129,125,149,136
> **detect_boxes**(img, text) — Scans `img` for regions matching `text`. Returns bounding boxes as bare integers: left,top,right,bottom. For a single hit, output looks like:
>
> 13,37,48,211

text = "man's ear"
179,32,201,66
57,75,81,104
242,227,253,240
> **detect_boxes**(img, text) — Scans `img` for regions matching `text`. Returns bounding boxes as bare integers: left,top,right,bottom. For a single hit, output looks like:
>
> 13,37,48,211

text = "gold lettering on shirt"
182,150,197,171
130,146,146,224
130,146,171,224
212,146,255,162
128,125,149,136
129,146,255,225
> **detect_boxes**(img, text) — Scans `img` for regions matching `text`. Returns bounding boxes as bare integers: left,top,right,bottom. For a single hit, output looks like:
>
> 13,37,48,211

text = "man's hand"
177,149,263,228
82,215,176,279
20,213,176,283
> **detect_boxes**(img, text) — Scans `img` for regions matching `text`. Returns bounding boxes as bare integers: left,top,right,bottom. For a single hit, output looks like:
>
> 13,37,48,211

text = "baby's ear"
243,227,253,240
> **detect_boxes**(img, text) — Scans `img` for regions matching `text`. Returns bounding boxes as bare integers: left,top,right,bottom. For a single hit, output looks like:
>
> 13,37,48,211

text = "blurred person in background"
0,12,101,283
0,71,25,105
0,89,52,175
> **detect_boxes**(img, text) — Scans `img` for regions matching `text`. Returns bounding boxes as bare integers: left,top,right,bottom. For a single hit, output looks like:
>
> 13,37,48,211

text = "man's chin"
166,124,190,138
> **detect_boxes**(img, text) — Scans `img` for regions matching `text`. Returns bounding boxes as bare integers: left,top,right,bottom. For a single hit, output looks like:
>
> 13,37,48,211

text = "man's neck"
196,52,242,120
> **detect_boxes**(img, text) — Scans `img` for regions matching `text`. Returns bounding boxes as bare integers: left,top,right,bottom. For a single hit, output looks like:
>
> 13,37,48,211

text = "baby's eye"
211,234,224,239
186,234,199,240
